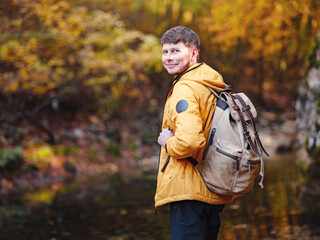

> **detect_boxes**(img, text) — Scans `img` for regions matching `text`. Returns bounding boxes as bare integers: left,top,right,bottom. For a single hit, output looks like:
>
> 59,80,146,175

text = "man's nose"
165,53,174,61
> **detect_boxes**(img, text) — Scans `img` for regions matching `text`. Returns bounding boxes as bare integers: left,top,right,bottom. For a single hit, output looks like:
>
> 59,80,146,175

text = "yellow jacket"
155,63,237,208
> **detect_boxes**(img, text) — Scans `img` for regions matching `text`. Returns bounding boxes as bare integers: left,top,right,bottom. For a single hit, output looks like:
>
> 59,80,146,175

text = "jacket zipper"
155,63,205,214
161,155,171,172
216,147,240,171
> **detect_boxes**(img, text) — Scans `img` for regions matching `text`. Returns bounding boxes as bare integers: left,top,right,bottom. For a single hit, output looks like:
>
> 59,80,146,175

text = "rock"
138,156,158,171
296,34,320,161
73,128,85,138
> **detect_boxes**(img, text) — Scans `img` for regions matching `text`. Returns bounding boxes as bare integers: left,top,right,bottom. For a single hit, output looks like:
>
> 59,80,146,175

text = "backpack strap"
202,85,230,161
233,95,266,188
207,87,219,98
233,94,269,157
185,157,198,166
220,85,232,93
227,94,262,158
207,85,232,98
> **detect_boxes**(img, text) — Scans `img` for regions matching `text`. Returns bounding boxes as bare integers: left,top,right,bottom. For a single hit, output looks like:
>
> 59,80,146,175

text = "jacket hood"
176,63,227,92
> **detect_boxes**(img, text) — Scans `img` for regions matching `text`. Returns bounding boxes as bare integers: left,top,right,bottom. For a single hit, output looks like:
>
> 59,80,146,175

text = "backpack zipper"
247,159,260,175
202,128,216,160
216,147,240,171
247,160,260,164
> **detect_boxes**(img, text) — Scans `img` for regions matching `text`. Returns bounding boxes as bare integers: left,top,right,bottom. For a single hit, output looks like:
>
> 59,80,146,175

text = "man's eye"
174,50,179,52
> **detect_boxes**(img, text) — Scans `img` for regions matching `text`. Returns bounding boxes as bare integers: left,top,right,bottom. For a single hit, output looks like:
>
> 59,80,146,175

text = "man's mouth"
166,64,177,68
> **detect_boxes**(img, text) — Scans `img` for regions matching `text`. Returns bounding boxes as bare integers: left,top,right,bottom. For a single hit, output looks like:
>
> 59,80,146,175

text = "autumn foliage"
0,0,161,119
0,0,320,146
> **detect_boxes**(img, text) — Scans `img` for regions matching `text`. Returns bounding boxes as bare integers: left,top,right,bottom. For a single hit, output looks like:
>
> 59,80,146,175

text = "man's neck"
173,62,203,82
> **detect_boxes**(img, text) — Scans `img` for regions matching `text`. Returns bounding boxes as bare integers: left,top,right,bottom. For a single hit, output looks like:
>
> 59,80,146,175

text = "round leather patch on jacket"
176,100,188,113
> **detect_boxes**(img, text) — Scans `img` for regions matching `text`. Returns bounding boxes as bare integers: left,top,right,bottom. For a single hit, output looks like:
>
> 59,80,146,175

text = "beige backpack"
195,86,269,196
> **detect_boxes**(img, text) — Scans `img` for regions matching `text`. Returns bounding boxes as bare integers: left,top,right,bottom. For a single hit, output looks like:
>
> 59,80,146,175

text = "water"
219,153,320,240
0,153,319,240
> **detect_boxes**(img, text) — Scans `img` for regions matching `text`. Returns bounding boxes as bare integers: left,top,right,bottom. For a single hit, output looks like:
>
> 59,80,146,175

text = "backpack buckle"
244,131,250,139
242,105,250,112
232,105,240,111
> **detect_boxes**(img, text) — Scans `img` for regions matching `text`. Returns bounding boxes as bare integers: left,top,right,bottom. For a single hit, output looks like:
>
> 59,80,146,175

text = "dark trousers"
170,200,225,240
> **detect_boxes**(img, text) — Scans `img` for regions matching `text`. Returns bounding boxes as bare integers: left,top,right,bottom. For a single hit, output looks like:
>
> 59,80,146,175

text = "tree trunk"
0,90,56,144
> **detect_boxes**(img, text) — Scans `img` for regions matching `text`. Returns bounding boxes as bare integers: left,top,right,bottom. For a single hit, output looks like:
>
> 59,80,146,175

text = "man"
155,26,236,239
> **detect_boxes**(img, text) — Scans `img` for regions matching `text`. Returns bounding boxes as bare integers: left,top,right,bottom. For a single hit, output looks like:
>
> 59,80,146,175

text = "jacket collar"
172,62,204,86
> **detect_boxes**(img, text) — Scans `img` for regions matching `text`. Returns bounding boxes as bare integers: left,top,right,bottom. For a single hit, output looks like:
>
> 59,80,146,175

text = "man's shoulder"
176,77,209,91
175,79,205,92
173,80,210,102
181,63,226,93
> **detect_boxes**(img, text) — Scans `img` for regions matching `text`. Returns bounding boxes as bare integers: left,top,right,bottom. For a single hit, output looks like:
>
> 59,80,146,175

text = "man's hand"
157,128,174,147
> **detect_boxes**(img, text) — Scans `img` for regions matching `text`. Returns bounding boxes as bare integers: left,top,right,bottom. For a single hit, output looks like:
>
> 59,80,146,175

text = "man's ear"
192,48,199,62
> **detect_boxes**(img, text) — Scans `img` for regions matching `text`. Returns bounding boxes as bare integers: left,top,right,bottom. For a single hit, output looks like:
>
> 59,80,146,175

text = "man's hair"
161,26,200,54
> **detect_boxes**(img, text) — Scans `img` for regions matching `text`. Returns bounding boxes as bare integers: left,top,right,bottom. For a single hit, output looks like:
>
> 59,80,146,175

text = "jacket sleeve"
165,82,206,159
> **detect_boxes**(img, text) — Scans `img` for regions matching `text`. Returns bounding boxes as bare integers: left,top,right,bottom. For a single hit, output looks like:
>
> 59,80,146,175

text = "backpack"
195,85,269,196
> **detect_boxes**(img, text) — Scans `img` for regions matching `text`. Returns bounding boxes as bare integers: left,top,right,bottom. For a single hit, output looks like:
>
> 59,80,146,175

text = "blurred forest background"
0,0,320,189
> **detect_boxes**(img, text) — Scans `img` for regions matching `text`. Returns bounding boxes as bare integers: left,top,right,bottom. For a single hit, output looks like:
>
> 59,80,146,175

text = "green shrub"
54,146,79,155
0,147,24,171
104,142,121,157
308,38,320,71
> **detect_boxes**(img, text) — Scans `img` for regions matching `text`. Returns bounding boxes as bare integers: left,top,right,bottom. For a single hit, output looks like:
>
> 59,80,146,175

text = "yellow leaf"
4,81,19,92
